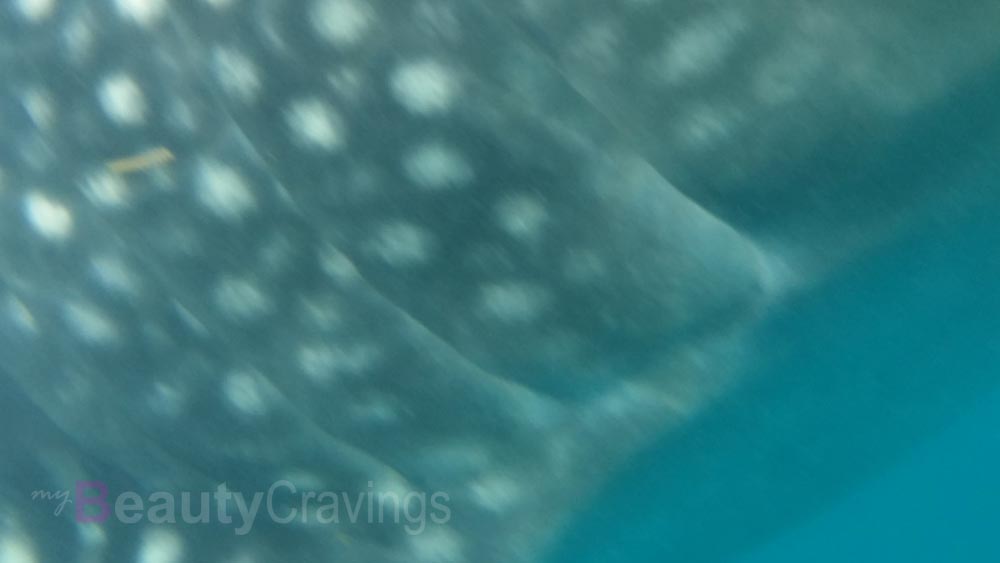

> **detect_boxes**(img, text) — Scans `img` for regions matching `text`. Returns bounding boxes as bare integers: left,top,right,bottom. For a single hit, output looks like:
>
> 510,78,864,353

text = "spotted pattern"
195,159,258,220
1,0,998,562
98,72,148,126
23,191,73,241
309,0,375,48
389,59,461,115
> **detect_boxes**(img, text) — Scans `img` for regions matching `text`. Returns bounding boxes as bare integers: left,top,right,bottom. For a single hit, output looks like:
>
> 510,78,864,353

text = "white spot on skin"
592,381,648,420
652,12,746,85
365,222,435,266
62,301,119,345
0,533,38,563
223,370,270,416
477,281,549,323
349,396,398,424
137,529,183,563
372,475,413,512
21,88,56,130
677,104,740,148
284,97,346,151
98,73,147,126
212,46,261,104
196,160,257,220
81,171,129,209
213,276,273,320
403,142,473,190
389,59,460,115
310,0,374,48
468,474,521,513
495,194,547,240
15,0,56,23
408,528,463,563
115,0,166,27
318,245,361,284
752,246,796,298
149,381,185,417
297,343,338,382
77,522,107,550
62,13,96,62
23,191,73,241
296,342,379,382
90,254,141,297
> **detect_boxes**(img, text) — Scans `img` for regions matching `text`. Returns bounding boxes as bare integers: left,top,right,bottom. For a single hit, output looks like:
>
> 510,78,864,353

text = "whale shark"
1,0,999,561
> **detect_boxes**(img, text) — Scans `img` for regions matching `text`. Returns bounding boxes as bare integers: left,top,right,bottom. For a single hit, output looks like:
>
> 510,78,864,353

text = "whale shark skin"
1,0,999,562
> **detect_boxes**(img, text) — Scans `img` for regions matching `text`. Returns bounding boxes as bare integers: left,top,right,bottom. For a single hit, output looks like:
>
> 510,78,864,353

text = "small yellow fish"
106,147,175,174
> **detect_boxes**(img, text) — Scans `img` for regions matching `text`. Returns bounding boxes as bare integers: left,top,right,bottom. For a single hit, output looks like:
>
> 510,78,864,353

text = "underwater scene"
1,0,998,561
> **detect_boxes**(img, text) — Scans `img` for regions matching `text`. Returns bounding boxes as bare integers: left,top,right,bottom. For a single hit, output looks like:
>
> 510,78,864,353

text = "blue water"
546,171,1000,561
740,385,1000,563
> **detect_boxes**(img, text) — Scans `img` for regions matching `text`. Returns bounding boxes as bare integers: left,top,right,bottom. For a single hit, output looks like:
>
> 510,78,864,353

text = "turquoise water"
740,384,1000,563
546,175,1000,562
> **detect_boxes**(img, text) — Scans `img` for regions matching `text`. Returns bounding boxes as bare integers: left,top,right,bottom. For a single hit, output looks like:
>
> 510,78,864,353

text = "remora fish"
0,0,998,561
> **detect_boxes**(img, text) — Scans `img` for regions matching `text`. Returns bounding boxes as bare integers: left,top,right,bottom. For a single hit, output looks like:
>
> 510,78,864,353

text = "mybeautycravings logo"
31,480,450,535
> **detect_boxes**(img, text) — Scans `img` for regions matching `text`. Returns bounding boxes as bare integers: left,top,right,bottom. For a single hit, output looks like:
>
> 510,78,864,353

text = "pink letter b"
75,481,109,523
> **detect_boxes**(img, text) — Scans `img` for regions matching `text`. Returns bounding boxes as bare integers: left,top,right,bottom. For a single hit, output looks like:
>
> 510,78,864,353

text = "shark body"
1,1,999,561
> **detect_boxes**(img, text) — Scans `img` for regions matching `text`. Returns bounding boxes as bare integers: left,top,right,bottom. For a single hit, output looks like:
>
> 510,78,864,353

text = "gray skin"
0,0,999,562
